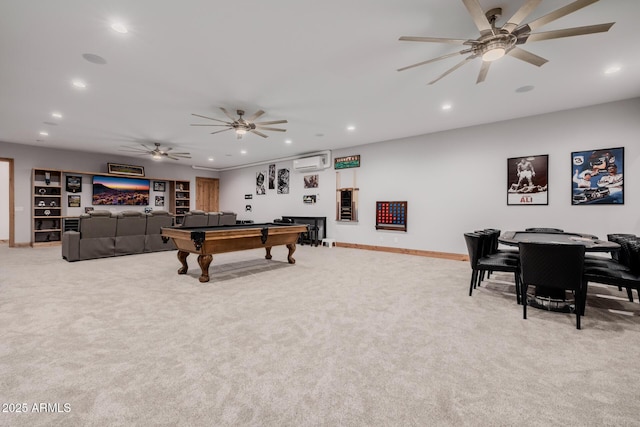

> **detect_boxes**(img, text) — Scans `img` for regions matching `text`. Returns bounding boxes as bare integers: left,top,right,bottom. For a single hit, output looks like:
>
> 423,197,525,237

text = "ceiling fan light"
152,153,162,160
482,47,506,62
235,128,247,139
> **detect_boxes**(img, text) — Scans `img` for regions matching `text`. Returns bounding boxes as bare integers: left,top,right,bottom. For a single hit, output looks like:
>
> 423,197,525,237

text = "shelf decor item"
107,163,145,177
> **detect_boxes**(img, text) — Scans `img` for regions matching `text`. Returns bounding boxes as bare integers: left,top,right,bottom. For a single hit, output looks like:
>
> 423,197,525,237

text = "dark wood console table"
282,216,326,247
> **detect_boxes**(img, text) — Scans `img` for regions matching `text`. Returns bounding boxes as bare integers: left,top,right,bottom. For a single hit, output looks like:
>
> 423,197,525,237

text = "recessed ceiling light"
72,80,86,89
515,85,535,93
240,150,247,155
442,104,452,110
285,139,292,144
208,157,214,162
51,112,62,119
82,53,107,65
111,23,128,34
604,65,621,75
39,131,49,136
347,125,356,131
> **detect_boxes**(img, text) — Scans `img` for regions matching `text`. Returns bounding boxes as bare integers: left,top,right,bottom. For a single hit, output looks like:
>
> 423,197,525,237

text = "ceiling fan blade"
507,47,548,67
254,119,288,126
514,0,599,35
246,110,265,121
191,113,231,124
399,36,469,44
170,152,191,156
250,130,269,138
462,0,493,35
502,0,543,33
477,61,491,83
254,127,286,132
397,49,473,72
210,128,233,135
119,149,150,154
220,107,237,121
190,124,230,126
520,23,614,43
165,155,181,160
428,54,478,85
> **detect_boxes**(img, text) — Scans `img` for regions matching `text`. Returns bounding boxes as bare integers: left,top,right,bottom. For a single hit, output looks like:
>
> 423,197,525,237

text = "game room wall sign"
334,155,360,169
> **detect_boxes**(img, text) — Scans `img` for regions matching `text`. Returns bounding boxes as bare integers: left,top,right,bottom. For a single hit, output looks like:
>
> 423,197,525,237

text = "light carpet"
0,244,639,426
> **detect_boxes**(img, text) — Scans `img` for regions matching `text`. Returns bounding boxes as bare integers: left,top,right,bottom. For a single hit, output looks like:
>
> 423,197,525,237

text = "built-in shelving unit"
171,180,191,225
30,167,192,245
32,169,63,246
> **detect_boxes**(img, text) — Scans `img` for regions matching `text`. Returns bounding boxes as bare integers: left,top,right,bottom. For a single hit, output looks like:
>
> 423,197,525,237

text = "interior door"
195,177,219,212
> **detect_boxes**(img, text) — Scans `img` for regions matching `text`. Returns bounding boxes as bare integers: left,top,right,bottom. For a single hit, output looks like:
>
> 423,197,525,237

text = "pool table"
161,222,308,282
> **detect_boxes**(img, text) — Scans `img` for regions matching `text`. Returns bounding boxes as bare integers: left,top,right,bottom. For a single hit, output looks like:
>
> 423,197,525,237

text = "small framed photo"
68,194,81,207
507,155,549,205
107,163,145,177
66,175,82,193
155,196,165,207
84,207,94,214
153,181,166,192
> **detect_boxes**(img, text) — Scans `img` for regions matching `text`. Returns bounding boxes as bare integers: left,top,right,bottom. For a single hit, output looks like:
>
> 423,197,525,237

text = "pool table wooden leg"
265,247,272,260
177,250,189,274
286,243,296,264
197,254,212,283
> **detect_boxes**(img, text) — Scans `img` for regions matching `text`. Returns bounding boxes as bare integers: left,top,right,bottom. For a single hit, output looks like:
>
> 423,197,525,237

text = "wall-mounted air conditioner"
293,153,329,172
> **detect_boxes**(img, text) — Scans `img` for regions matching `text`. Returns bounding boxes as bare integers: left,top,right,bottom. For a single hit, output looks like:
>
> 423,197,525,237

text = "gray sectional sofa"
62,210,176,261
180,210,237,226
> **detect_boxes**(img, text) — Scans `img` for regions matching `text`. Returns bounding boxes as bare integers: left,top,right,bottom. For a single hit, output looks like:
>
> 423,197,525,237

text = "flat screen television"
92,175,150,205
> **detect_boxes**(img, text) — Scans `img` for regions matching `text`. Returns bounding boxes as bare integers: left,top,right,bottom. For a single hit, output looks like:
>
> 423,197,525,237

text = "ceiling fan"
119,142,191,161
191,108,287,139
397,0,615,84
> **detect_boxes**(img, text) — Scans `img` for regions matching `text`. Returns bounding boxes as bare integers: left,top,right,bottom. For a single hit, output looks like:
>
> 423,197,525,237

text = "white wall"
220,98,640,255
0,142,219,244
0,161,8,240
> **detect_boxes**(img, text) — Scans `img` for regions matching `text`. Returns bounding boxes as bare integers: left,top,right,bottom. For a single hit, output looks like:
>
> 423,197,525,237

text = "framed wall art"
66,175,82,193
277,168,290,194
153,181,166,192
571,147,623,205
68,194,81,207
256,171,266,195
107,163,145,177
507,154,548,205
304,174,318,188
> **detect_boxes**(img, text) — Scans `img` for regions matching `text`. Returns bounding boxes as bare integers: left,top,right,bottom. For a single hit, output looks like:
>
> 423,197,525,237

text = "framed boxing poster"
571,147,624,205
507,154,548,205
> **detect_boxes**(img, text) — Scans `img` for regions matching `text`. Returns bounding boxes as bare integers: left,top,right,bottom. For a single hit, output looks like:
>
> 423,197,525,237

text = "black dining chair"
584,238,640,303
518,241,586,329
464,232,521,303
584,234,637,301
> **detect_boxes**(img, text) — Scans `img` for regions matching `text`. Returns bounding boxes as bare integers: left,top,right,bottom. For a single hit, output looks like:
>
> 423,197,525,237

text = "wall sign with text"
334,155,360,169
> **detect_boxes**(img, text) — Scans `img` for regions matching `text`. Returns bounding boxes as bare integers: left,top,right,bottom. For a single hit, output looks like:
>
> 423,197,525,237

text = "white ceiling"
1,0,639,170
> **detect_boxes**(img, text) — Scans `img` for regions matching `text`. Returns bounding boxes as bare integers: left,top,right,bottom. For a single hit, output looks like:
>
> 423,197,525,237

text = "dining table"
498,230,620,311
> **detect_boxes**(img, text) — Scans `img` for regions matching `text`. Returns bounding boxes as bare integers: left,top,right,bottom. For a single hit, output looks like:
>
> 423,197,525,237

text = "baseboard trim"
336,242,468,262
12,242,31,248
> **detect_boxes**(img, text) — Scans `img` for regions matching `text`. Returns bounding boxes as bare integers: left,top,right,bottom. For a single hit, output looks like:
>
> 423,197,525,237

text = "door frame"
0,157,15,247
